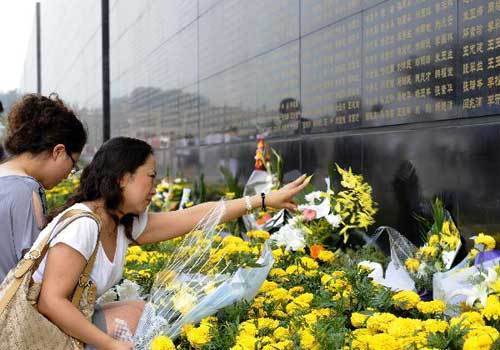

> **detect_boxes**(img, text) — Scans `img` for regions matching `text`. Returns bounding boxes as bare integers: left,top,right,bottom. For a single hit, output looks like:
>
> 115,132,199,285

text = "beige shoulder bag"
0,209,102,350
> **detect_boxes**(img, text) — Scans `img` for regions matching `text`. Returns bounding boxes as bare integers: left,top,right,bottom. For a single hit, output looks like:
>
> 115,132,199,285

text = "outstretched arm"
137,174,310,245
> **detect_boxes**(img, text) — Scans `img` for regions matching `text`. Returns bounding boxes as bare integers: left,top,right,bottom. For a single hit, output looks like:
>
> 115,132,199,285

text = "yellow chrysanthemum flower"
392,290,421,310
474,233,496,251
150,335,175,350
482,295,500,321
405,258,420,273
416,300,446,314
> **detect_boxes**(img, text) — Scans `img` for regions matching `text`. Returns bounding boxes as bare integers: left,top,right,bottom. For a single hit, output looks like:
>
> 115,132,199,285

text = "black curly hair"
4,93,87,156
52,137,154,241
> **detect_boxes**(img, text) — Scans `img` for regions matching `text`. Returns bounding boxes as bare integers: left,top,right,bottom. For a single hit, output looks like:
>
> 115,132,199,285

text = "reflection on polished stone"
302,136,363,185
200,145,227,185
301,0,363,35
301,15,362,132
173,146,200,180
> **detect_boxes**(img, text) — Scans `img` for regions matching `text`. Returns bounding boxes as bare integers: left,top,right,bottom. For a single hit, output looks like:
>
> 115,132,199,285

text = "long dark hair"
52,137,153,241
5,93,87,156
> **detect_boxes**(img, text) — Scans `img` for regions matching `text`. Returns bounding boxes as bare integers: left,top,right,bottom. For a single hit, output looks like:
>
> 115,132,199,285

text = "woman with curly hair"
0,93,87,281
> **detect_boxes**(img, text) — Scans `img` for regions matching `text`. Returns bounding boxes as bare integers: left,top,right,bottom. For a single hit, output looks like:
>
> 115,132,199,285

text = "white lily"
298,197,331,219
450,267,497,307
326,214,342,229
269,224,306,251
305,191,323,203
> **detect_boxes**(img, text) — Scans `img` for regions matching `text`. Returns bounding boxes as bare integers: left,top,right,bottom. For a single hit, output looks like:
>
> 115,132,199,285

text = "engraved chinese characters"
461,0,500,116
363,0,458,126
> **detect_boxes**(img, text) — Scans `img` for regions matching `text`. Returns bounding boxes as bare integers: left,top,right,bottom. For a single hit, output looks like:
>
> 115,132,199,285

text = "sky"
0,0,38,93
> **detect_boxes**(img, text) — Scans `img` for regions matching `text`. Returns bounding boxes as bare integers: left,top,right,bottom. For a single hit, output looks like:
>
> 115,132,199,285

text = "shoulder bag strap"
0,209,102,314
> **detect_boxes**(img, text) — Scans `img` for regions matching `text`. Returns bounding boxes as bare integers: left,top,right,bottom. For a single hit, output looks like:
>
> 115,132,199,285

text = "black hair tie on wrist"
261,192,266,211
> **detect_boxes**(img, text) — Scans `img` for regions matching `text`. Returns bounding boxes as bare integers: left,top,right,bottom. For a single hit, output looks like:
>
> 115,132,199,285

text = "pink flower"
302,208,317,221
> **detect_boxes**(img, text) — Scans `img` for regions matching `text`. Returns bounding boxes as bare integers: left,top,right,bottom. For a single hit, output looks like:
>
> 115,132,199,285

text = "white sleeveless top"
32,203,148,296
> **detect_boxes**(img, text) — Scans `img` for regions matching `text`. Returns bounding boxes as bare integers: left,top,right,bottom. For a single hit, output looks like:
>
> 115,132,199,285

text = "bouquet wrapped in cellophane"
369,199,462,294
133,201,274,349
433,233,499,317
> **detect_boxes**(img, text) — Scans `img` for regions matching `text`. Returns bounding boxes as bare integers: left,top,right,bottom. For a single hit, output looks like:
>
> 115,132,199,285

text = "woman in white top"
35,137,310,350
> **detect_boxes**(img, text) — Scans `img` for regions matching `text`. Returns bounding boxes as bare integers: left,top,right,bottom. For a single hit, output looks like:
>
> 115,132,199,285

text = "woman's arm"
38,244,132,350
137,174,310,245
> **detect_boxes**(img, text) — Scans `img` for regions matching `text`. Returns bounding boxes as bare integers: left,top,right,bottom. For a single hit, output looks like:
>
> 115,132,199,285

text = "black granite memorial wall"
21,0,500,242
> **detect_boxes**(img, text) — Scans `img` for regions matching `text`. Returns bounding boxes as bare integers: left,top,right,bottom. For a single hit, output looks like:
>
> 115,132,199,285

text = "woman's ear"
119,173,131,189
51,144,66,160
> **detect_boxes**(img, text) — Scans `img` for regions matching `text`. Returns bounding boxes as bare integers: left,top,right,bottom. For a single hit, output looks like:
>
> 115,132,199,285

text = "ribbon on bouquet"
475,249,500,265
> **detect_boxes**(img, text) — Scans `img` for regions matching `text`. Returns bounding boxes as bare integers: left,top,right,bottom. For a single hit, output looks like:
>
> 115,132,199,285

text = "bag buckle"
24,250,41,260
78,274,92,288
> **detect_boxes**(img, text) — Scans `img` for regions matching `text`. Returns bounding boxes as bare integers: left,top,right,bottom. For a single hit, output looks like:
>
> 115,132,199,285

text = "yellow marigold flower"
267,288,292,303
185,323,212,349
222,235,244,246
366,313,397,333
247,230,270,240
150,335,175,350
286,293,314,315
127,246,142,255
231,334,257,350
474,233,496,251
351,312,370,328
463,334,496,350
386,317,423,338
262,340,293,350
272,248,287,262
482,295,500,321
256,317,280,330
416,300,446,314
405,258,420,273
450,311,485,329
370,333,399,350
304,270,319,278
126,254,140,264
273,327,290,339
392,290,421,310
464,325,499,341
300,256,319,270
350,329,373,349
259,280,278,293
463,326,499,350
238,321,257,336
321,274,333,286
303,308,331,327
271,310,287,319
422,319,449,333
269,268,287,279
285,265,305,275
317,250,335,263
289,286,304,295
299,328,319,350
